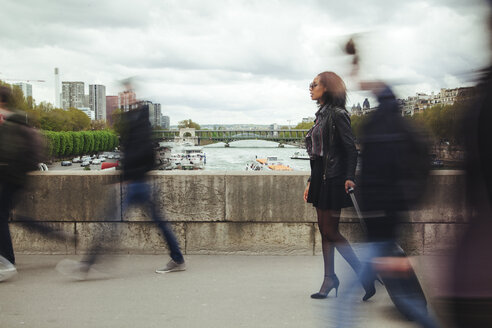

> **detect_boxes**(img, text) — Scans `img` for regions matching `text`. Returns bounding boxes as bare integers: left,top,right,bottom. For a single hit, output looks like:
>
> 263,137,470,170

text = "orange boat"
255,156,293,171
267,164,293,171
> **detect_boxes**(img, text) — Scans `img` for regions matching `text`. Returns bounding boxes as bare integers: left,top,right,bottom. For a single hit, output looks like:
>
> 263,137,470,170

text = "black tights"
316,208,361,291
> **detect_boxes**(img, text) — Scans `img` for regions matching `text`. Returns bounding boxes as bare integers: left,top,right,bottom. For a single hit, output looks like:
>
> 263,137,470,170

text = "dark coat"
0,111,42,187
319,105,358,182
359,86,429,212
120,105,156,181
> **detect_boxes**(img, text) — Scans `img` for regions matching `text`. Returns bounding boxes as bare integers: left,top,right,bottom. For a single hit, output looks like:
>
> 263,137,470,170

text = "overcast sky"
1,0,490,125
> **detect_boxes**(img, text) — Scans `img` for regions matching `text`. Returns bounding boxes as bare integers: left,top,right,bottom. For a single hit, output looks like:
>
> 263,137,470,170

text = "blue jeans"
85,179,184,265
122,180,184,263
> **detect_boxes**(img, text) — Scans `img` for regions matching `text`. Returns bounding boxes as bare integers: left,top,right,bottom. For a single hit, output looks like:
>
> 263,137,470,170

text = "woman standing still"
304,71,376,300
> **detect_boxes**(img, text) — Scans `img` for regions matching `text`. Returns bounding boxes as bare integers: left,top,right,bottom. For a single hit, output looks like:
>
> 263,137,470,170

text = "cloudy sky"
1,0,490,125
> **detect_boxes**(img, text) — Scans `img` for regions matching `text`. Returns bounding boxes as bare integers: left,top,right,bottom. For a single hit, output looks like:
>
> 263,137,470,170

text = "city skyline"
1,0,490,126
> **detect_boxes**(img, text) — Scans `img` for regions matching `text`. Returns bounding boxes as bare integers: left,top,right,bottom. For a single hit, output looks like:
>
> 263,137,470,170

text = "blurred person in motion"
0,86,45,281
120,100,185,274
303,71,377,300
57,82,185,279
444,3,492,324
357,83,438,328
344,38,439,327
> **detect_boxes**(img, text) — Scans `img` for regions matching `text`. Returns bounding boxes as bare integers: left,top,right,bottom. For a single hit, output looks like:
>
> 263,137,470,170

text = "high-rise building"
140,100,156,126
161,115,170,129
118,89,137,111
13,82,32,99
89,84,106,121
54,68,60,108
79,107,95,120
106,95,119,125
154,103,162,127
61,81,85,110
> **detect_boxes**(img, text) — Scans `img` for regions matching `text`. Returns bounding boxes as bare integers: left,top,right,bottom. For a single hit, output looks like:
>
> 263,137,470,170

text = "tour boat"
165,147,206,170
253,156,293,171
290,150,310,160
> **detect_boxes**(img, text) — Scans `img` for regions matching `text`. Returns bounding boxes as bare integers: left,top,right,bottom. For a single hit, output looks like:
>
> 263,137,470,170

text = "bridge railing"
153,129,310,140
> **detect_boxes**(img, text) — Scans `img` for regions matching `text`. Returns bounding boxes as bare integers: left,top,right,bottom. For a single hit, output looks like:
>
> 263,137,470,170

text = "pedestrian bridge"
153,129,309,146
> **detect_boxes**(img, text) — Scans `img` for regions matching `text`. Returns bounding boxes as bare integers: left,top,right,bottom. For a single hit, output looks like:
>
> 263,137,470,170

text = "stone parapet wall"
10,170,466,256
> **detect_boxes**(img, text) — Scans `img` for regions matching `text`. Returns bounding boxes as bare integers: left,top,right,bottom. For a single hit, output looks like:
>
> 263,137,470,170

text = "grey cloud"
2,0,491,124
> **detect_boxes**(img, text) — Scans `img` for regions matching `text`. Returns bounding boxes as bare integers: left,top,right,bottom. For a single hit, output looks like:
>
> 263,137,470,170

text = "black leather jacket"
309,105,357,182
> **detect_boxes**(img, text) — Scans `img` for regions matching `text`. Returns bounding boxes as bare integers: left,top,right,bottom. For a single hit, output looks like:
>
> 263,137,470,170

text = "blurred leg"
149,200,184,264
0,183,20,264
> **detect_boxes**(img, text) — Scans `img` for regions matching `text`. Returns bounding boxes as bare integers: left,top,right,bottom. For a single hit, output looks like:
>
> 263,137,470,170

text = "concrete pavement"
0,254,446,328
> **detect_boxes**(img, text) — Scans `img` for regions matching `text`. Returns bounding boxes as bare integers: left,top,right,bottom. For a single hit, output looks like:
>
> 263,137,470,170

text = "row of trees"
349,103,467,143
42,130,119,159
1,81,111,131
410,103,466,144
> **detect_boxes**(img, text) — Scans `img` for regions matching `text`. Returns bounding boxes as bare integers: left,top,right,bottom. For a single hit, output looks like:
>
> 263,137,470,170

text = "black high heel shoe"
362,276,383,301
311,274,340,299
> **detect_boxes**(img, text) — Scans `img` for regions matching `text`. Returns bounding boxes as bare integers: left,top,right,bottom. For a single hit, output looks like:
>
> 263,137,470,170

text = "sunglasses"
309,82,318,89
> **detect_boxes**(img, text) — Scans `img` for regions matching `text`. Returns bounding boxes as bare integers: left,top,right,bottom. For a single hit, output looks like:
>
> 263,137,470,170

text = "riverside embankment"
10,170,465,256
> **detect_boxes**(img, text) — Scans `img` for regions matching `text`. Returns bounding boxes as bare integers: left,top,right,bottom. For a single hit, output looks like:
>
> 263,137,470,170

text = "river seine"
196,140,310,171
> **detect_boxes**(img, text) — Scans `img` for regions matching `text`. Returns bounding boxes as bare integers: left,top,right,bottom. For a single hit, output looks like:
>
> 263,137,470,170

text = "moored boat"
290,150,310,160
254,156,293,171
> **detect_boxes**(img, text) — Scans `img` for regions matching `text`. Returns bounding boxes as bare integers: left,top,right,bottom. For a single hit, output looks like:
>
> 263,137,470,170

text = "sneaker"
0,256,17,282
155,259,186,273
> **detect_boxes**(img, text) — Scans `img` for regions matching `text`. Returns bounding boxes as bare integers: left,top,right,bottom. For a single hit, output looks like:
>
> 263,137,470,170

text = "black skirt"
307,157,351,210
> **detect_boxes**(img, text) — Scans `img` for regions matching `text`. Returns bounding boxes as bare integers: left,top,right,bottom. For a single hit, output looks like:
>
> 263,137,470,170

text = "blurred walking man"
57,93,185,279
0,86,42,281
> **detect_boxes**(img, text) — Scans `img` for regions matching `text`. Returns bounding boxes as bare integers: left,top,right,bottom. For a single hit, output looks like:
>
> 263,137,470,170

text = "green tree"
40,108,68,131
58,132,70,156
93,131,102,152
50,132,61,157
350,115,368,140
111,108,124,135
90,120,109,131
83,132,95,154
7,84,29,111
294,122,314,129
42,131,56,158
178,119,200,130
67,108,91,131
36,101,55,112
72,132,84,155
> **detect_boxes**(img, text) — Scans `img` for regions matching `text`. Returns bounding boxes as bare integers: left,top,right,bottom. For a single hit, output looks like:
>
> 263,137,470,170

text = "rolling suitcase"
348,188,429,320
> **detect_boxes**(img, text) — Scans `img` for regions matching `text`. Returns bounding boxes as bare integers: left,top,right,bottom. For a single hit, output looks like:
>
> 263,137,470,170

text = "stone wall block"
397,223,424,255
407,172,467,223
225,173,316,222
423,223,466,255
11,222,76,254
14,172,121,222
76,222,185,254
185,222,314,255
122,172,226,222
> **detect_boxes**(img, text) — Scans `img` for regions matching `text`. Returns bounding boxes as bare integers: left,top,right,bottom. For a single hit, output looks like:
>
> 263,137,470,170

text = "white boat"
167,146,206,170
290,150,310,160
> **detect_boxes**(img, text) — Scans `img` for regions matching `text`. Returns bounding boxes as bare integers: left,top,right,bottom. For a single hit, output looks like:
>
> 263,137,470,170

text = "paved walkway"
0,254,447,328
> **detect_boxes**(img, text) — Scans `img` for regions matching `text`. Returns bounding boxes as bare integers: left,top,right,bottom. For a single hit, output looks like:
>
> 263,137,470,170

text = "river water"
176,140,310,171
